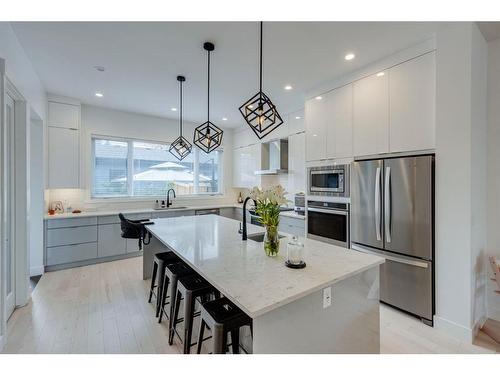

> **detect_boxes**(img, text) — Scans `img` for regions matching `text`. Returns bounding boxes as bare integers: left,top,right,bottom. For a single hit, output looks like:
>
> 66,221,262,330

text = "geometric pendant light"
193,42,224,153
239,22,283,140
169,75,193,161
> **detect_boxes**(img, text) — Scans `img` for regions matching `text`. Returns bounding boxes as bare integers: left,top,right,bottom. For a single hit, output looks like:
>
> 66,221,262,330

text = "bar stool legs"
148,261,158,304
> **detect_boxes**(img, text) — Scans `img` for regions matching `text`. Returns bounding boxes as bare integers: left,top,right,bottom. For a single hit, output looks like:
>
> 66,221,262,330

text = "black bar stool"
170,274,218,353
157,262,195,344
148,251,181,317
196,297,252,354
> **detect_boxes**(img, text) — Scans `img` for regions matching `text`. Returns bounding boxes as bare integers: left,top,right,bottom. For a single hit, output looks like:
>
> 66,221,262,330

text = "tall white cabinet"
47,98,81,188
233,143,261,189
352,72,390,156
389,51,436,152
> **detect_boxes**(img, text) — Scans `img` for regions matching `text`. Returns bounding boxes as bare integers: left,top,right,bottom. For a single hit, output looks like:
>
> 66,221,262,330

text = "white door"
305,96,328,162
389,51,436,152
353,72,390,157
327,84,353,159
3,93,15,319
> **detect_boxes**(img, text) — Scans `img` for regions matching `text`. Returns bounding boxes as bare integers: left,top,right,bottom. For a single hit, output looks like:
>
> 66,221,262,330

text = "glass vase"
264,225,280,257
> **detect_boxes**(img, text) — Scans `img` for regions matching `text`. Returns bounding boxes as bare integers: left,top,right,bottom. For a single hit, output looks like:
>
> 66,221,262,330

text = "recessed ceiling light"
284,85,293,90
313,134,318,137
344,53,355,61
295,116,301,120
376,72,385,77
171,107,178,111
95,92,103,98
94,66,105,72
315,96,323,100
222,117,228,121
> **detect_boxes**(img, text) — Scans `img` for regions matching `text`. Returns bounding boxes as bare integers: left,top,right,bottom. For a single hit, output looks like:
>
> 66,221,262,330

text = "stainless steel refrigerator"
351,155,434,325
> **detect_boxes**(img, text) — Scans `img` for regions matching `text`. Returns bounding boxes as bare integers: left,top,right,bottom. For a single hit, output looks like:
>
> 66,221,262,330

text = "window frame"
90,134,223,199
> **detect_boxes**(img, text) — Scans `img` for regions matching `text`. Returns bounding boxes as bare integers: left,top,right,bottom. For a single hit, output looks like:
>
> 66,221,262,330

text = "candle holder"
285,236,306,269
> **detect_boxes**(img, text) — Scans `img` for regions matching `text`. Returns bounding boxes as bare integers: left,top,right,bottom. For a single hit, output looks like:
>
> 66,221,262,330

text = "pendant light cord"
179,79,183,137
259,21,263,93
207,48,210,122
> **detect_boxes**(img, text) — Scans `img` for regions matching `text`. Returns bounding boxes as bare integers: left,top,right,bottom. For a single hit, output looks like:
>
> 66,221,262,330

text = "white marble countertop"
146,215,384,318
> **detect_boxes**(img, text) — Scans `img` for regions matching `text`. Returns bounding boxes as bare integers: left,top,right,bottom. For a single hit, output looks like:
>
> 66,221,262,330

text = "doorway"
3,93,15,319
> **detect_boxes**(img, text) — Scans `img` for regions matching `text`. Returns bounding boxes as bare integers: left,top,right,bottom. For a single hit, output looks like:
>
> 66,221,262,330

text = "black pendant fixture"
193,42,224,153
239,22,283,140
169,75,192,161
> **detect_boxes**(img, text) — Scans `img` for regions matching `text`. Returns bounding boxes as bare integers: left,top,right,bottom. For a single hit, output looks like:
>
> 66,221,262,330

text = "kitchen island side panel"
252,266,380,354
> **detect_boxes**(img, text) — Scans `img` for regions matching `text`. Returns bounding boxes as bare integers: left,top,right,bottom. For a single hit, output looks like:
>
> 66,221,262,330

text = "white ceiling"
11,22,440,128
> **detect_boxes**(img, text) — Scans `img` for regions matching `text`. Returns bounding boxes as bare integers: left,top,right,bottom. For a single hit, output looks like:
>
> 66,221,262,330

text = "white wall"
0,23,46,121
29,120,44,276
434,22,488,341
48,104,236,211
486,37,500,322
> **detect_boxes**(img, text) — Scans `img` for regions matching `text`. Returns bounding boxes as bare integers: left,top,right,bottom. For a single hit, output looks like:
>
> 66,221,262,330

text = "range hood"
255,139,288,175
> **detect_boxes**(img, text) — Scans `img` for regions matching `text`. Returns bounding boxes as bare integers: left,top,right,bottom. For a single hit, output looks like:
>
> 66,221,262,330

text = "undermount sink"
154,206,188,210
247,232,286,243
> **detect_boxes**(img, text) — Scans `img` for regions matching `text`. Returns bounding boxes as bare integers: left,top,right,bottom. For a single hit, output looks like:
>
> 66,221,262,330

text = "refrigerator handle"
375,167,381,241
385,166,391,243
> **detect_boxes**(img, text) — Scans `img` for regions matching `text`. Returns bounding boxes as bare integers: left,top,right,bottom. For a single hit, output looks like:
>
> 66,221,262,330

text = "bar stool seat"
148,251,180,317
196,297,252,354
171,274,218,353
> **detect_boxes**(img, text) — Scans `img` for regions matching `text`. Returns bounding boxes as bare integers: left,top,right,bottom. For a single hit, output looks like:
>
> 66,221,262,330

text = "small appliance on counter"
294,193,305,216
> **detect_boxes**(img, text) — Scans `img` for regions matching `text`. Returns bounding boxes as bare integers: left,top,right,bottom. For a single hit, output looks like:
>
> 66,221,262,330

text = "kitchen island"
143,214,384,354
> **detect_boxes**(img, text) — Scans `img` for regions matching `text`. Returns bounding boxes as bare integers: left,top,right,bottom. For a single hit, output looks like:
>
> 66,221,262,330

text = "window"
92,136,222,198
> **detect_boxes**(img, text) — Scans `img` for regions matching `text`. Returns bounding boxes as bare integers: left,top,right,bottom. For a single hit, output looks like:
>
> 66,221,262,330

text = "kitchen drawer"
46,225,97,247
46,216,97,229
98,215,121,225
98,224,126,258
46,242,97,266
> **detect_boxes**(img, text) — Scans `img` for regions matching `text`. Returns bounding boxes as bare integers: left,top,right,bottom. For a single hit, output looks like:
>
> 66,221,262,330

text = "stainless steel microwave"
307,164,350,197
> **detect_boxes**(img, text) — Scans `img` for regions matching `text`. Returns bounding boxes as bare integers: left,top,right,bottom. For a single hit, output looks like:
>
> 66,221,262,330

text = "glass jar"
286,236,306,268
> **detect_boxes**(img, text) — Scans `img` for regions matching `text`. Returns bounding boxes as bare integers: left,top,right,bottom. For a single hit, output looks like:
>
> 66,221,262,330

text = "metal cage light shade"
239,22,283,139
169,75,193,161
194,42,223,153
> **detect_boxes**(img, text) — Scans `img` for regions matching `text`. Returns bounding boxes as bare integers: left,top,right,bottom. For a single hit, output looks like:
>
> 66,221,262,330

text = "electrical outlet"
323,287,332,308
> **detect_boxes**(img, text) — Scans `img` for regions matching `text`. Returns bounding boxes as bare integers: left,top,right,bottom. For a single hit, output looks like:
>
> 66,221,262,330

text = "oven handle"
307,207,348,216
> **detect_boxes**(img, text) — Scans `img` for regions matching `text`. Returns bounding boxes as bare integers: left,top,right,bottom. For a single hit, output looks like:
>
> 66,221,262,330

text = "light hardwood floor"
1,257,498,354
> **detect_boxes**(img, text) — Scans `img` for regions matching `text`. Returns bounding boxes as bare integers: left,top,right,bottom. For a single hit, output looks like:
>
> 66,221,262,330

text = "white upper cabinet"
389,51,436,152
288,109,305,134
353,72,390,157
305,96,328,161
48,126,79,188
48,101,80,129
327,84,353,159
232,143,261,189
47,98,81,189
288,132,306,193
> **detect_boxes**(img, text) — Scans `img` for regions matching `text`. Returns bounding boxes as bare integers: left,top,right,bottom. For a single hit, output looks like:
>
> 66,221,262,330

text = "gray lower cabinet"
279,216,305,237
46,225,97,247
46,242,98,266
98,223,126,258
219,207,243,221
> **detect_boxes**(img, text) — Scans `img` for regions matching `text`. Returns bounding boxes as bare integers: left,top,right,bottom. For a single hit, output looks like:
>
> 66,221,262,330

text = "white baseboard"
434,315,474,342
30,266,44,277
